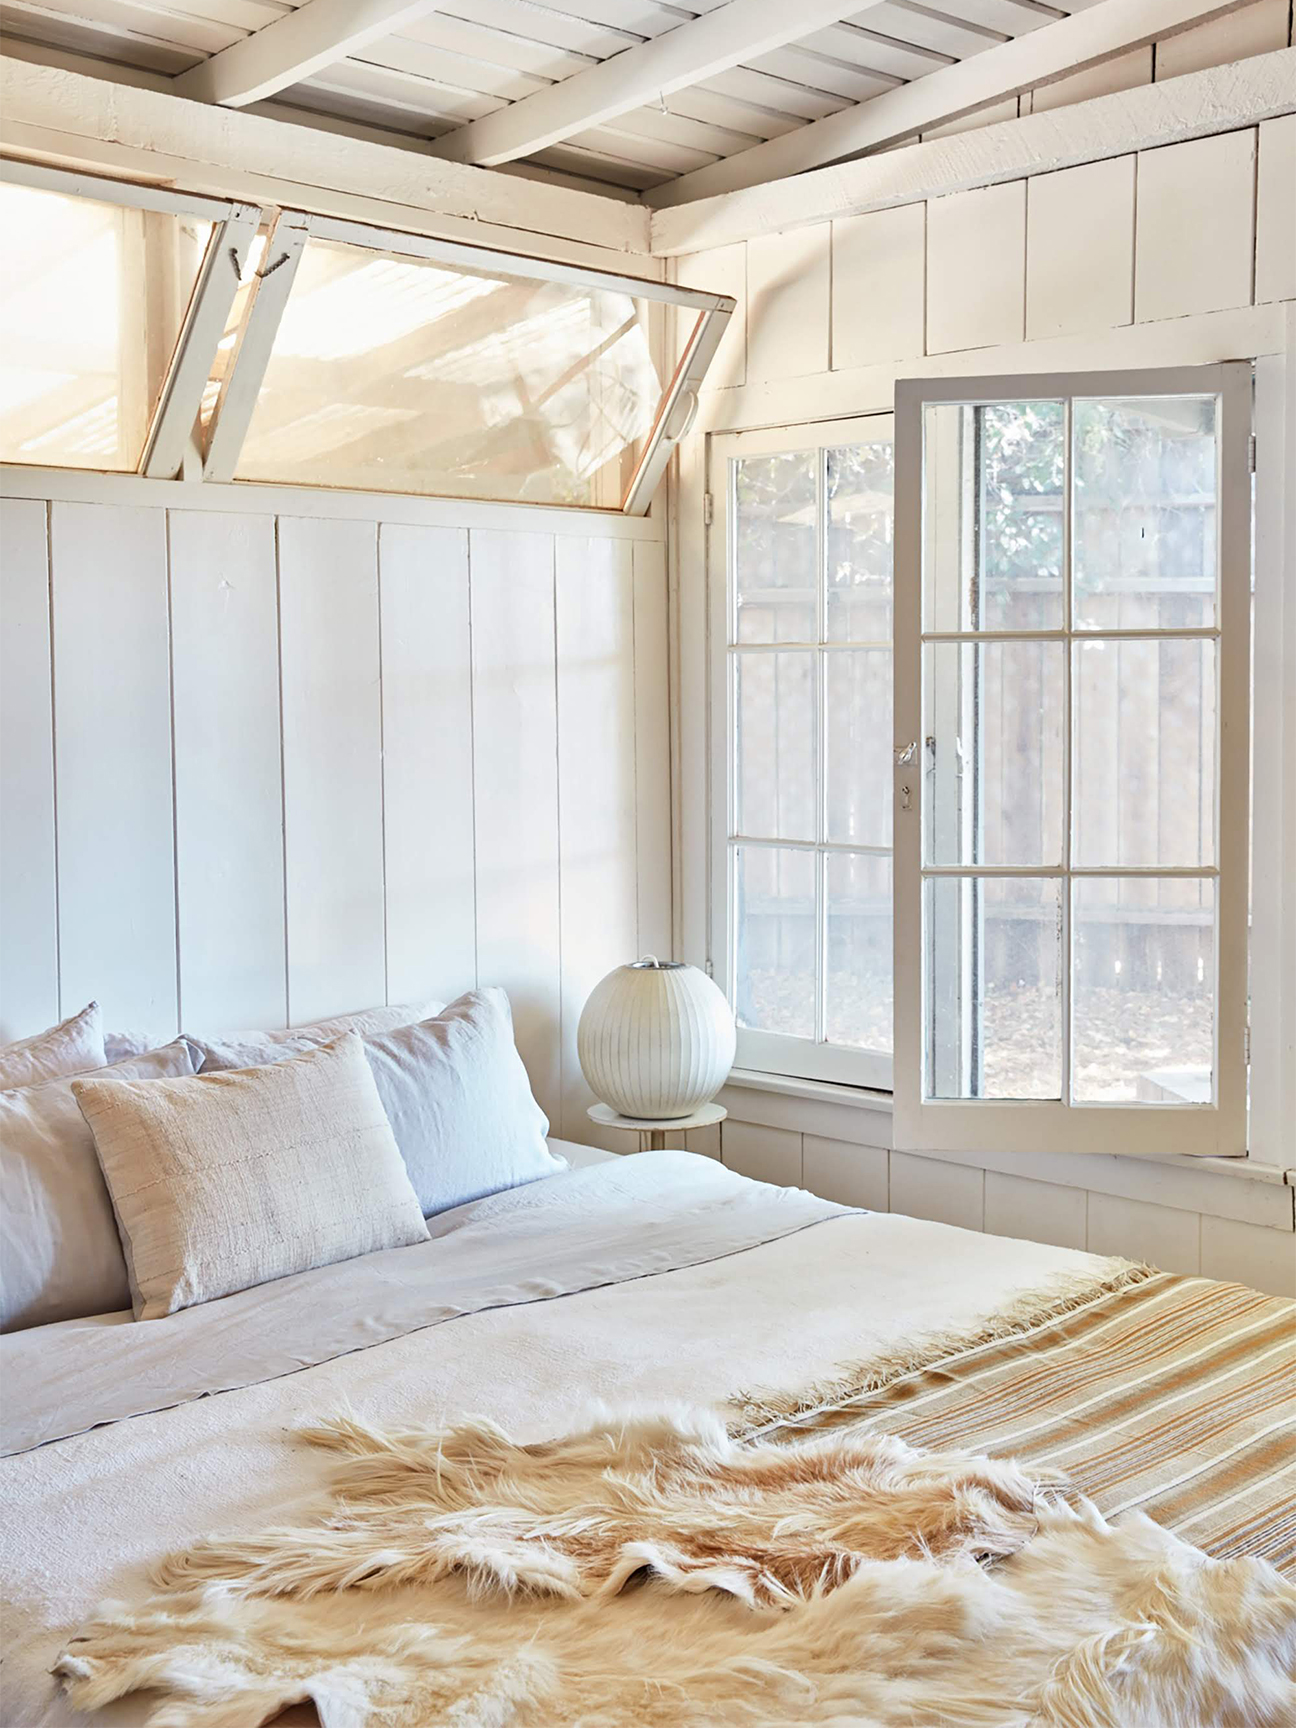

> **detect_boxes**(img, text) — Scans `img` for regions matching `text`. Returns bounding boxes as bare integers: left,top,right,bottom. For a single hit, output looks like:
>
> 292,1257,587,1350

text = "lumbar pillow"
186,999,443,1074
0,1001,105,1091
73,1034,429,1320
363,989,561,1217
0,1041,197,1332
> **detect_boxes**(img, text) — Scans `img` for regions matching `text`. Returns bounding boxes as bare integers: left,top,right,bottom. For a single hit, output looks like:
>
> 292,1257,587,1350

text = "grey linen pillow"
73,1033,429,1320
363,988,562,1217
186,999,443,1073
0,1001,105,1091
0,1041,196,1331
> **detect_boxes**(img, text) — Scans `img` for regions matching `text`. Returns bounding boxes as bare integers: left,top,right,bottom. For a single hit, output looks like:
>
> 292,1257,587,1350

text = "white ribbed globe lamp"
578,957,737,1120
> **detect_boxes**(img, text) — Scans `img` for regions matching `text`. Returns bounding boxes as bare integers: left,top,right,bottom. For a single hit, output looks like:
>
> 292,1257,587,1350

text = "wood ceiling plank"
647,0,1264,204
428,0,889,165
650,42,1296,248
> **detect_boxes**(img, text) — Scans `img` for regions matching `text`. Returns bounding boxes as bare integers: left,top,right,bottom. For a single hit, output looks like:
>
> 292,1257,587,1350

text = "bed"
4,1141,1294,1726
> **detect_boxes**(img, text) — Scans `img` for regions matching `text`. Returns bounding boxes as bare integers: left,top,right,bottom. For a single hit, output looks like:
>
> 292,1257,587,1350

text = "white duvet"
1,1147,1111,1727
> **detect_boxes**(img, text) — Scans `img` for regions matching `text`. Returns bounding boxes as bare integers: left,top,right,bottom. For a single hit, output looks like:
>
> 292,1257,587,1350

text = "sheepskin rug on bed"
58,1408,1296,1728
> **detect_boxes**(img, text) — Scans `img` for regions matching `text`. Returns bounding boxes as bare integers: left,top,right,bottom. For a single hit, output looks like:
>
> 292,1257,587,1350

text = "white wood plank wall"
669,31,1296,1291
0,489,672,1151
714,1106,1296,1297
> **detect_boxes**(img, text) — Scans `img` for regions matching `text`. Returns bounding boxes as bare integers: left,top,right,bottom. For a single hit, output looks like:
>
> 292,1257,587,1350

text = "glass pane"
825,650,891,848
0,183,211,471
923,401,1064,632
826,852,892,1052
923,641,1065,867
1073,877,1214,1103
733,451,817,643
235,235,661,506
734,652,815,841
1074,638,1216,868
925,876,1063,1100
827,440,893,641
734,846,816,1039
1073,396,1217,630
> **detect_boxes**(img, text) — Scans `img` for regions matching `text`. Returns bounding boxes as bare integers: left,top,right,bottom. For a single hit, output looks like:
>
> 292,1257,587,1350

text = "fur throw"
58,1408,1296,1728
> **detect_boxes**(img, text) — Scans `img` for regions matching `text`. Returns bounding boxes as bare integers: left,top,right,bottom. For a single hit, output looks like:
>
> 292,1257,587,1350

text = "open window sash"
892,364,1251,1156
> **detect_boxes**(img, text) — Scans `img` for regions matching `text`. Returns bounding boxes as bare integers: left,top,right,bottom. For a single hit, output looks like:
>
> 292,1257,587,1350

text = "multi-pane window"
893,366,1250,1157
722,417,896,1088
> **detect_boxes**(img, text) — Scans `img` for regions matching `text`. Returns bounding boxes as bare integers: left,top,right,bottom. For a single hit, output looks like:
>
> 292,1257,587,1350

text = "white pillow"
0,1040,196,1331
186,999,443,1073
363,989,562,1217
74,1034,430,1320
0,1002,105,1091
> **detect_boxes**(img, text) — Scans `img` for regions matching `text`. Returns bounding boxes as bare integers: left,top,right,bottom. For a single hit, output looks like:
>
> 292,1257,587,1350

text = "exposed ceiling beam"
645,0,1255,206
0,58,652,260
171,0,444,108
650,45,1296,253
427,0,885,167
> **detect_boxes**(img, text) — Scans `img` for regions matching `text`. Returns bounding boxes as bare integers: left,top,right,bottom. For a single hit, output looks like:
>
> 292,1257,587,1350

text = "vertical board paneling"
169,510,286,1034
278,515,386,1024
1135,131,1257,323
471,529,562,1127
832,201,926,370
1255,114,1296,305
1026,156,1135,341
51,502,177,1033
0,499,58,1037
379,523,477,1008
633,538,674,959
890,1151,985,1231
746,226,830,382
721,1121,803,1186
556,537,638,1143
926,180,1026,354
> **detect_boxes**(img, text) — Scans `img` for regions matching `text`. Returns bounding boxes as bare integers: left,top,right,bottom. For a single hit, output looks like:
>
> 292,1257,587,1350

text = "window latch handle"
894,741,918,766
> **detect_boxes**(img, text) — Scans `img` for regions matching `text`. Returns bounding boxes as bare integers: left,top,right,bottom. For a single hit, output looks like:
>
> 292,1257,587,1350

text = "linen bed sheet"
1,1145,1116,1727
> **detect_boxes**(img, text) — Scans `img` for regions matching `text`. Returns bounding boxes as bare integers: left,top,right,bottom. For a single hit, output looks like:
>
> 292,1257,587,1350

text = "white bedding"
1,1146,1112,1727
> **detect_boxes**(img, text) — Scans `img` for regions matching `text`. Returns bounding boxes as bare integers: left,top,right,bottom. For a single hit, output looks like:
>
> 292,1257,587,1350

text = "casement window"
712,414,897,1090
0,161,732,513
712,366,1250,1157
892,366,1250,1156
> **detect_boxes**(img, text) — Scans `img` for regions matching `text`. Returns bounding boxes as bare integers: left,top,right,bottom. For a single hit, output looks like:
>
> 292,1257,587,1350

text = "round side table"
587,1100,726,1154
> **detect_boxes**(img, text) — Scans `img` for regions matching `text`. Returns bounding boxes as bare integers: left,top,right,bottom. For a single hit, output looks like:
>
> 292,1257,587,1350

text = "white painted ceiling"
0,0,1094,194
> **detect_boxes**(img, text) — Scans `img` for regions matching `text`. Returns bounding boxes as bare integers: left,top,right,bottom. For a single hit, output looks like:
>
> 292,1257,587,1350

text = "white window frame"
1,161,733,511
710,412,896,1090
0,157,261,482
892,363,1252,1158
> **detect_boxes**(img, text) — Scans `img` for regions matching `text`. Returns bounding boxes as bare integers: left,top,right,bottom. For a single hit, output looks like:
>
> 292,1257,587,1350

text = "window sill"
723,1067,1294,1190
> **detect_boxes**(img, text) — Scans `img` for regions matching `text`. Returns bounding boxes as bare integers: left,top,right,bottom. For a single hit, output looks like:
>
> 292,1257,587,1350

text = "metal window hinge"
1243,1024,1251,1064
1249,434,1256,473
703,491,714,527
705,957,715,978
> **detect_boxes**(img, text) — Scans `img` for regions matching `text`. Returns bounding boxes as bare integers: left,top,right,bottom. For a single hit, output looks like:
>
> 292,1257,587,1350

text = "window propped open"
892,363,1252,1159
0,164,733,515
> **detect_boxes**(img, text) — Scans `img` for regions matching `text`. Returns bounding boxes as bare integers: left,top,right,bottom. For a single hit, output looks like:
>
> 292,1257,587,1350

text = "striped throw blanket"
741,1268,1296,1577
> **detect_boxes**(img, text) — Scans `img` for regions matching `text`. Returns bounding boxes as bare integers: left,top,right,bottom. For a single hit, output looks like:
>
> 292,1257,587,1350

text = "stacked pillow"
0,1039,196,1329
0,990,562,1328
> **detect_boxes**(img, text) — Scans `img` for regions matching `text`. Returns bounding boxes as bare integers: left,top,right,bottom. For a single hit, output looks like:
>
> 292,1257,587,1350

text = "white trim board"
0,469,667,543
0,58,651,261
650,48,1296,253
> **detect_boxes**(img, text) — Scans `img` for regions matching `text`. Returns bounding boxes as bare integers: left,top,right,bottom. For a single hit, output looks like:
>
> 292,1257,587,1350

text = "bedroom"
0,0,1293,1720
